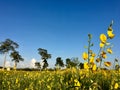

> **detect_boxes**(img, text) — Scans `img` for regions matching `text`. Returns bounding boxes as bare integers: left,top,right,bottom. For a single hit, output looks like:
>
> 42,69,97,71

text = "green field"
0,69,120,90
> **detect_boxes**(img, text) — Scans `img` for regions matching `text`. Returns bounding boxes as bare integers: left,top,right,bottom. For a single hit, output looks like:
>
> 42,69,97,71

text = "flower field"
0,68,120,90
0,21,119,90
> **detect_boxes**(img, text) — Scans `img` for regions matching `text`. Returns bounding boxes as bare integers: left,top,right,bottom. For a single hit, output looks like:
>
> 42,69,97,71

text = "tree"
66,58,71,68
35,62,41,70
10,51,24,70
55,57,64,69
38,48,51,69
66,57,80,68
71,57,80,68
0,39,19,70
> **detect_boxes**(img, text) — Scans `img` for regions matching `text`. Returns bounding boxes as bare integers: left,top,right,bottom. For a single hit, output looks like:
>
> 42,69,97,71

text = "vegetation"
55,57,64,69
0,39,19,70
0,68,120,90
0,21,120,89
10,51,24,70
38,48,51,69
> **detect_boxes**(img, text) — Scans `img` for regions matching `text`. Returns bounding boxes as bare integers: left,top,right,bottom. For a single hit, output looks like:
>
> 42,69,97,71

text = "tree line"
0,39,119,70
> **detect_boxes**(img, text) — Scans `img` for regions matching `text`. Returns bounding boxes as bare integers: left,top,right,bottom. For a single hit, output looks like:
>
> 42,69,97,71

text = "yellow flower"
101,51,107,59
100,34,107,44
96,58,101,63
16,78,19,84
90,57,94,63
74,79,81,87
91,53,96,57
114,83,119,89
102,54,107,59
82,52,88,60
107,31,115,39
104,62,111,67
84,62,89,69
92,64,97,71
107,48,113,54
99,42,104,48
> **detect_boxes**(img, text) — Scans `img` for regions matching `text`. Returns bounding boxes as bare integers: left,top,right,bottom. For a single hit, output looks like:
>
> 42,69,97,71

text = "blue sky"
0,0,120,68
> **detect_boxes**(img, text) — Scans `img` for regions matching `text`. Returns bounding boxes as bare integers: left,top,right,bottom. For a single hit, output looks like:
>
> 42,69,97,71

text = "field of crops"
0,68,120,90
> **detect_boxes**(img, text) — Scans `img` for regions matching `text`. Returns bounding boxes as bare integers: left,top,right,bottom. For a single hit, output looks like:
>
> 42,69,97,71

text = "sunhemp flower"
74,79,81,87
104,62,111,67
92,64,97,71
114,83,119,89
82,52,88,60
84,62,89,69
91,53,96,57
90,57,94,63
99,42,105,48
107,31,115,39
101,51,107,59
100,34,107,44
96,58,101,63
107,48,113,54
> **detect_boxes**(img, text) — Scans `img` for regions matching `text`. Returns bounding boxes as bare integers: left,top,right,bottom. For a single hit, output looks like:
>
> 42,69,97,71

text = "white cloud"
16,58,37,68
29,58,36,68
5,61,11,67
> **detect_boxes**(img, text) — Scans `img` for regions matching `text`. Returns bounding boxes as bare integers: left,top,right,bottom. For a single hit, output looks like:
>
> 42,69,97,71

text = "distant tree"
0,39,19,70
66,58,71,68
55,57,64,69
10,51,24,70
71,57,80,67
66,57,80,68
35,62,41,70
38,48,51,69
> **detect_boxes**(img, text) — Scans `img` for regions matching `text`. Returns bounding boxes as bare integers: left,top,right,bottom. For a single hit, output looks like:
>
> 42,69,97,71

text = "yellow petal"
114,83,119,89
96,58,101,63
99,42,104,48
100,34,107,44
90,57,94,63
82,52,88,60
91,53,96,57
104,62,111,67
107,48,113,54
84,62,89,69
101,51,107,59
102,54,107,59
107,31,115,39
92,64,97,71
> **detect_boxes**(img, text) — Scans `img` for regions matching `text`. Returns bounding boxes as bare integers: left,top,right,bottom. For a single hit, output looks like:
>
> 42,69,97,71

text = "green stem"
88,38,91,65
99,57,102,69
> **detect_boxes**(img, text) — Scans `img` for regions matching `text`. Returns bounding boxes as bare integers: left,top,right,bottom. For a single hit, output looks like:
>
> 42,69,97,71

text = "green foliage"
66,57,80,68
55,57,64,68
0,39,19,54
0,39,19,70
35,62,41,69
0,69,119,90
38,48,51,59
10,51,24,70
38,48,51,69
